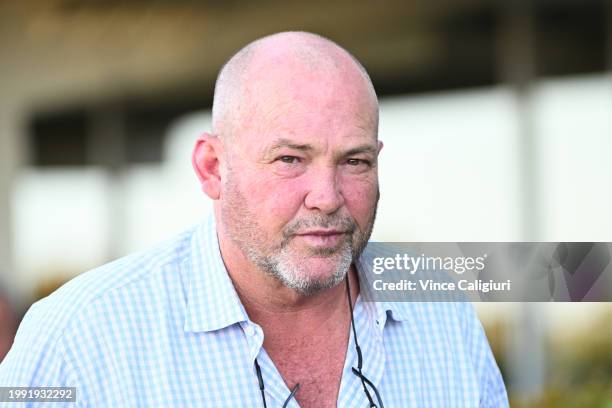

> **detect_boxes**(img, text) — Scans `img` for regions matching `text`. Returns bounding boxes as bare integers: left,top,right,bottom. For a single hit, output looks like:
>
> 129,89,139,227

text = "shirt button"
244,325,255,336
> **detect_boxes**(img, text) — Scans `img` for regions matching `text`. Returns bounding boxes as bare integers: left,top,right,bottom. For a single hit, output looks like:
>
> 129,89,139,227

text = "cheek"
340,176,379,223
238,173,306,223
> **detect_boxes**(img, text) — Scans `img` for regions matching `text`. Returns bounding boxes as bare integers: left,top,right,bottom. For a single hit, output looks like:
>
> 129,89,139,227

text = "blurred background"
1,0,611,405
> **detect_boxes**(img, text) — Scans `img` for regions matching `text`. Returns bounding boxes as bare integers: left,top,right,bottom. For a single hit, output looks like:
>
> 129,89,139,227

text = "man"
0,32,508,407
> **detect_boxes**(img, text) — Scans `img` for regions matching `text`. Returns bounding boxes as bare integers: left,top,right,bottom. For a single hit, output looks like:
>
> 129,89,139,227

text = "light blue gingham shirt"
0,216,508,407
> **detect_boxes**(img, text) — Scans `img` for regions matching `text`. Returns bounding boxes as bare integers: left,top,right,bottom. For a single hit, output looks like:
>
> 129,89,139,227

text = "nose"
304,165,345,214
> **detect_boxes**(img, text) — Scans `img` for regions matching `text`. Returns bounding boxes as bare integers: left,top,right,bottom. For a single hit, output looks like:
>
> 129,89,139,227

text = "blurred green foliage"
486,309,612,407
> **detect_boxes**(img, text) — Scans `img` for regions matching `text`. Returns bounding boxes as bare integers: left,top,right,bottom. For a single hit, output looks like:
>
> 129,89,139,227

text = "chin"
277,256,351,295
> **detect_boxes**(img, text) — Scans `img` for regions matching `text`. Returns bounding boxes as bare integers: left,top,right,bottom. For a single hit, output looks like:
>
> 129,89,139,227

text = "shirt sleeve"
461,302,510,408
0,299,80,407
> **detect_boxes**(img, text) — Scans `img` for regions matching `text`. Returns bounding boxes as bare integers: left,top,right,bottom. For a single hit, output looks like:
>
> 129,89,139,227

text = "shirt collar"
183,214,249,333
355,246,411,323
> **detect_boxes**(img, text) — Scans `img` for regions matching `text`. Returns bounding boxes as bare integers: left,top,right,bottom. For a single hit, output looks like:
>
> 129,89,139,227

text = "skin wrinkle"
262,139,378,167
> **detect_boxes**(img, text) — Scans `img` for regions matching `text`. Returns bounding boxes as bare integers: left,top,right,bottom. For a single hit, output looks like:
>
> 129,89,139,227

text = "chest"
82,315,483,407
265,333,349,408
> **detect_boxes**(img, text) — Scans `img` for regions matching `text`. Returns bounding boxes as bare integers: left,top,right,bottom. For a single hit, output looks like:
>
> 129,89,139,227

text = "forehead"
238,64,378,149
248,99,377,154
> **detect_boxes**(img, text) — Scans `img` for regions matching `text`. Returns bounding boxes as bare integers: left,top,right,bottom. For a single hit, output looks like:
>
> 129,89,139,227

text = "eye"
346,158,371,167
277,155,301,164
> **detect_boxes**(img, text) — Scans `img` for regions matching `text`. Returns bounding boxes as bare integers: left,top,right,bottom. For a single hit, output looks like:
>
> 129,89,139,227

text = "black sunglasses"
254,274,385,408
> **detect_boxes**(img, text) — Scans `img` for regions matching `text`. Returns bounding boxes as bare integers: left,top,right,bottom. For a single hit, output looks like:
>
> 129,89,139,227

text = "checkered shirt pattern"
0,215,508,407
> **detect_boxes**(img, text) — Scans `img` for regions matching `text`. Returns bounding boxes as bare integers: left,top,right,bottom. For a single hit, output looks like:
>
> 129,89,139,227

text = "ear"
192,133,223,200
377,140,384,154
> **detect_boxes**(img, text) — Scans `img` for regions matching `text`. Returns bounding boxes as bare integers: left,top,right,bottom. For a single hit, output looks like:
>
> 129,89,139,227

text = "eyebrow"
266,138,377,157
267,138,314,153
342,145,378,157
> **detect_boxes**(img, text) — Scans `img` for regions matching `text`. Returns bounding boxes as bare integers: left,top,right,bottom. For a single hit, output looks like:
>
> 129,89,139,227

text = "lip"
293,230,347,248
295,229,346,236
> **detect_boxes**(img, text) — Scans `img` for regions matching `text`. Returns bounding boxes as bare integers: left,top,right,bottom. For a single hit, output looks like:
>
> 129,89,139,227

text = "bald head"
211,31,378,141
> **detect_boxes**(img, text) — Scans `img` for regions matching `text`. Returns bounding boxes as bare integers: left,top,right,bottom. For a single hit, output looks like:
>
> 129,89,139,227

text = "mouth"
294,230,348,247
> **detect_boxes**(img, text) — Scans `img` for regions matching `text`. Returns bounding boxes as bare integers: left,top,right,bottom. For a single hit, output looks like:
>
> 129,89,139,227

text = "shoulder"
382,301,508,406
0,225,198,385
36,226,194,330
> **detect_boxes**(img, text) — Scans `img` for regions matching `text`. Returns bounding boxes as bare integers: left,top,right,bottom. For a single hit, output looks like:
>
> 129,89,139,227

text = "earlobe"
192,133,222,200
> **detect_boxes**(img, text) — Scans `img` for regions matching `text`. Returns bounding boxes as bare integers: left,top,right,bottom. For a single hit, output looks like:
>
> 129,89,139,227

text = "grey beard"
245,238,354,296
